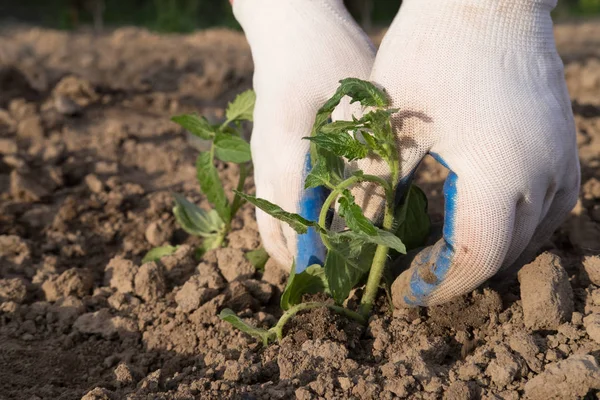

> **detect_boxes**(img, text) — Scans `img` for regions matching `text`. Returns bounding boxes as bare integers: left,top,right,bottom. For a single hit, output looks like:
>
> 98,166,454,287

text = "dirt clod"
113,362,142,388
134,262,166,302
582,255,600,285
41,268,94,302
175,277,219,313
583,313,600,343
74,308,137,340
524,354,600,399
104,256,138,294
81,387,117,400
216,248,255,282
518,252,574,330
0,278,27,303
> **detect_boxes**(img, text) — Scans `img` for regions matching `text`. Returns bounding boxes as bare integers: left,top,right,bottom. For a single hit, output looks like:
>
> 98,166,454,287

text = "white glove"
232,0,375,270
342,0,580,306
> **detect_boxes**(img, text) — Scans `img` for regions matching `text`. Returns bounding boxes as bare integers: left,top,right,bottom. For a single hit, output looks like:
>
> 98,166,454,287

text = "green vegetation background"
1,0,599,32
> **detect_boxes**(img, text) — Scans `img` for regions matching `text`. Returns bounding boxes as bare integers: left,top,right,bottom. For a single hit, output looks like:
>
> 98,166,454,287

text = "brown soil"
1,20,600,400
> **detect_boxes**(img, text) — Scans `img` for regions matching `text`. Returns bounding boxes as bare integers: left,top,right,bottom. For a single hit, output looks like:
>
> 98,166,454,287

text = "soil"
1,20,600,400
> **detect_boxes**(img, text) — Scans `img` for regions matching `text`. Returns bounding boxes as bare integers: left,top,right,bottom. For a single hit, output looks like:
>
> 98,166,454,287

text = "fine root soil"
1,21,600,400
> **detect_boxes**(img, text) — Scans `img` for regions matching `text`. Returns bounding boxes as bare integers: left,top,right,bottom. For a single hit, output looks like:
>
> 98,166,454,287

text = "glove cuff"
396,0,556,52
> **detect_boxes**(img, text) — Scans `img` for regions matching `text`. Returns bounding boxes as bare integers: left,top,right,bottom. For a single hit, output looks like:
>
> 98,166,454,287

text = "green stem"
317,174,392,249
270,301,366,341
359,197,395,319
231,162,248,217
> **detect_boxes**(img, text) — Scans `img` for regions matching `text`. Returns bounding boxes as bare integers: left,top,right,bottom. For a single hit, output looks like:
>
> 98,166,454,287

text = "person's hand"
232,0,375,271
340,0,580,306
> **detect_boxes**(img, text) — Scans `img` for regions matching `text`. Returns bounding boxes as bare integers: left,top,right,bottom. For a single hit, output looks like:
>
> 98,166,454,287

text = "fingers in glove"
295,154,328,273
501,182,580,276
391,157,515,307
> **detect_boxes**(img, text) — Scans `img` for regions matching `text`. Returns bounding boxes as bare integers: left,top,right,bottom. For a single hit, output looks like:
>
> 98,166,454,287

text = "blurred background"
1,0,600,33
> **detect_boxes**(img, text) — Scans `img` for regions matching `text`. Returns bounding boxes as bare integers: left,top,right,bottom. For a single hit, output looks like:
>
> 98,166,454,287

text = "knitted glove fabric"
232,0,376,271
339,0,580,306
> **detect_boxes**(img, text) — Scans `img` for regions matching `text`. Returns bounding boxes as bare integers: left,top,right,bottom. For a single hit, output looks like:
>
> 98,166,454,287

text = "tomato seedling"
143,90,268,267
220,78,430,344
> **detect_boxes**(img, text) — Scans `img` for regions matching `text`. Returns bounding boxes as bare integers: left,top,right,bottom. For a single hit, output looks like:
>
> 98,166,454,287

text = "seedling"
220,78,430,344
143,90,264,262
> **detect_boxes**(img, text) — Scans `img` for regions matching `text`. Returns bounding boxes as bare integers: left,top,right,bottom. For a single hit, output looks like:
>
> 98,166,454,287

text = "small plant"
220,78,430,344
144,90,260,262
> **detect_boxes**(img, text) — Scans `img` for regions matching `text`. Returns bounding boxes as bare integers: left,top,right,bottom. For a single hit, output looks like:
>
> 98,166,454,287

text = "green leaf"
319,78,389,114
245,248,269,271
225,89,256,123
214,133,252,163
281,263,329,310
330,229,406,254
324,227,406,304
219,308,273,346
337,190,378,236
171,114,216,140
172,193,224,237
142,245,179,264
305,132,368,161
324,246,372,304
196,151,231,222
360,110,398,163
304,149,345,190
394,185,431,251
233,191,323,235
202,234,224,251
320,120,361,134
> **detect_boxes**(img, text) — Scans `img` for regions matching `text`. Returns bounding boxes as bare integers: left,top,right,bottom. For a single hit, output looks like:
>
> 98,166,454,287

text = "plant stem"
359,200,395,319
270,301,366,341
231,162,248,217
318,174,392,249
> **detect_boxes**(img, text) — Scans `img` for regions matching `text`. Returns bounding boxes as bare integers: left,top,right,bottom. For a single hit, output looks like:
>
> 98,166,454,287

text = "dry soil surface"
0,21,600,400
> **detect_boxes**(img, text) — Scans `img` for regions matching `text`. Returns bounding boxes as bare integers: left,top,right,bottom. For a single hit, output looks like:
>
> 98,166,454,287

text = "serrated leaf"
219,308,273,346
360,109,398,163
304,149,344,190
214,133,251,163
142,245,179,264
338,190,378,236
281,263,329,310
320,120,361,134
324,246,372,304
233,191,323,235
324,227,406,304
196,151,231,222
319,78,388,114
245,248,269,271
172,193,224,237
330,229,406,254
394,185,431,251
225,90,256,123
305,132,368,161
171,114,216,140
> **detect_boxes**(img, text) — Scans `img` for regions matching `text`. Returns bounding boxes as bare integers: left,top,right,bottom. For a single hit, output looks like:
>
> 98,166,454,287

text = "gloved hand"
342,0,580,307
232,0,375,271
